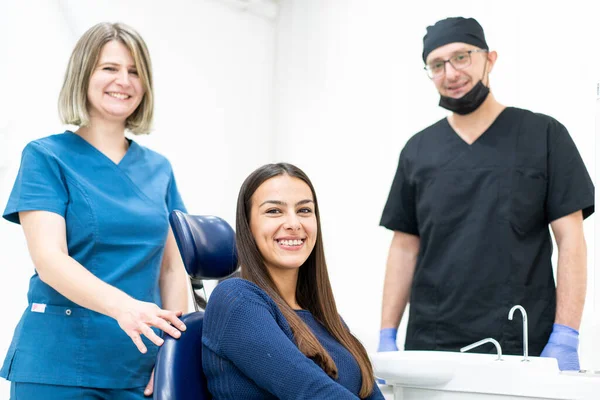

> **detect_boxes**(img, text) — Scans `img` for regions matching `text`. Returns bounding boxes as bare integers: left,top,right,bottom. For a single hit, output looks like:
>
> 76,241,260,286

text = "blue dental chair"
153,210,239,400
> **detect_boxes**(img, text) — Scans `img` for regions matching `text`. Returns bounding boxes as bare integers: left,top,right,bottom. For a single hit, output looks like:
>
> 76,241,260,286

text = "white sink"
371,351,600,400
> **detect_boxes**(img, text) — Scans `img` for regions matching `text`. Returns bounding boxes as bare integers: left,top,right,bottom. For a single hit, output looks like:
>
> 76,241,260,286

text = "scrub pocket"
509,169,547,235
8,304,88,382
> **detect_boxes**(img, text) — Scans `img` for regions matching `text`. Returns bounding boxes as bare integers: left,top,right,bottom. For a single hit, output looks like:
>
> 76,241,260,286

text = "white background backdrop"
0,0,598,397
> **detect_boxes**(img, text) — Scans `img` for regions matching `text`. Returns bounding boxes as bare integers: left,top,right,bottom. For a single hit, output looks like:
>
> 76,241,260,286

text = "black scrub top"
380,107,594,356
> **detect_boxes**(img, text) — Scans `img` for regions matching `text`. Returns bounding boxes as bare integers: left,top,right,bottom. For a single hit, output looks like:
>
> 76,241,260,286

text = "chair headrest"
169,210,238,280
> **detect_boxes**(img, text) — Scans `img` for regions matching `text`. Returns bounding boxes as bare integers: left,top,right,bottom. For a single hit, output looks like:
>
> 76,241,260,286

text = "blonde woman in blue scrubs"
1,23,189,399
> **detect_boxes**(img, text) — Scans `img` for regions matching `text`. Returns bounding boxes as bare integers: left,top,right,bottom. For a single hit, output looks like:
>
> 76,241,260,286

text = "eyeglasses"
424,49,488,79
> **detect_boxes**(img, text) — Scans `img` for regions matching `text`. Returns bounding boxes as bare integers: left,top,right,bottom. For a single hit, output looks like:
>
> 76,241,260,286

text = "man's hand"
540,323,580,371
378,328,399,352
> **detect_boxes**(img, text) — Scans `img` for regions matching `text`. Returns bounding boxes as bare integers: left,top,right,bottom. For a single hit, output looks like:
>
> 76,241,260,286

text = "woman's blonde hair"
58,22,154,134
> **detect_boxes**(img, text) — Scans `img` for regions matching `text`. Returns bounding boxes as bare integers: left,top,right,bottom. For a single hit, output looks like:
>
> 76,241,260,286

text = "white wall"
0,0,276,396
274,0,599,368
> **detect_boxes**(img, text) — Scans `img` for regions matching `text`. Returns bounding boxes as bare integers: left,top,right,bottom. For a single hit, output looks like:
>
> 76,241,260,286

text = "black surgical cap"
422,17,488,62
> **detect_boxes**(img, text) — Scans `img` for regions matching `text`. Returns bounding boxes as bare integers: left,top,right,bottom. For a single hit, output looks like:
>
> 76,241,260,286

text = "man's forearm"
380,273,411,329
555,236,587,330
381,234,419,329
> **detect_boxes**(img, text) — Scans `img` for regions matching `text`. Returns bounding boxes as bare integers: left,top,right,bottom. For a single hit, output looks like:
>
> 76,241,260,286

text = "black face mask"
438,80,490,115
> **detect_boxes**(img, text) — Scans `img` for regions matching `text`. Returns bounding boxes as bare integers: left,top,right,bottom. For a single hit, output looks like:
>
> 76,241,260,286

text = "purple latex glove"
540,323,580,371
376,328,399,384
378,328,398,352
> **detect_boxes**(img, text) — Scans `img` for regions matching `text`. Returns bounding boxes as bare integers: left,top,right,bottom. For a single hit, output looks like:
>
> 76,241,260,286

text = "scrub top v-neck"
380,107,594,355
1,131,187,388
74,131,135,167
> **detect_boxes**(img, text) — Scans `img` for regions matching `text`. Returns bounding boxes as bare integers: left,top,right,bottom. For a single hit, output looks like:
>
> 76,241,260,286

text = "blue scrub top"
0,131,187,389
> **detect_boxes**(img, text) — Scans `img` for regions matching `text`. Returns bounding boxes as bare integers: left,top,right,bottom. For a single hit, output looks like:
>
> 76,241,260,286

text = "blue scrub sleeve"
546,120,594,222
3,142,69,224
379,148,419,235
203,281,360,399
166,169,187,213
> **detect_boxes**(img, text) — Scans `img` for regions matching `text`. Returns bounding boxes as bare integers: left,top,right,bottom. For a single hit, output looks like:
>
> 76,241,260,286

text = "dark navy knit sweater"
202,278,384,399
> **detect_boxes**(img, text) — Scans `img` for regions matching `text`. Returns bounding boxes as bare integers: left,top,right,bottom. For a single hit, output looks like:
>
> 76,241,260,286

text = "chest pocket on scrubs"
510,169,547,235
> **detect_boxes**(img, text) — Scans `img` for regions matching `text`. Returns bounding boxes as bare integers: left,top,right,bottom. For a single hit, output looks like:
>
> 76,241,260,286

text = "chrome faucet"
460,338,503,361
508,305,529,362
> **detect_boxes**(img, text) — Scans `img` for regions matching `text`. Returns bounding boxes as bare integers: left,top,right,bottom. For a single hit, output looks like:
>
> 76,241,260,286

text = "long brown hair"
236,163,375,398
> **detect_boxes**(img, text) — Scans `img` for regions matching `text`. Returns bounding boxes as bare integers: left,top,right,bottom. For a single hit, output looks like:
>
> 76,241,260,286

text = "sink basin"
372,350,463,386
371,351,600,399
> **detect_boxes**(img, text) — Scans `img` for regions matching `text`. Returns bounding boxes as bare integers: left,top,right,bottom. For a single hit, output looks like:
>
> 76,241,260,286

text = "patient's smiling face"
249,175,317,275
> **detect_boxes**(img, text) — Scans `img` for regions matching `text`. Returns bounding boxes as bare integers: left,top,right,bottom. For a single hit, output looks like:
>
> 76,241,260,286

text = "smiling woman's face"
86,40,145,124
249,175,317,274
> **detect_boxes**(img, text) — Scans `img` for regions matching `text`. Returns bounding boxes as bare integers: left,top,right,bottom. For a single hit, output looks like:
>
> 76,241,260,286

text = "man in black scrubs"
377,17,594,371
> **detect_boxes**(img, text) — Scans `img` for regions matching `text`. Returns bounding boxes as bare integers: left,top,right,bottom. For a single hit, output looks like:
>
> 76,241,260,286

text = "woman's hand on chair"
116,299,186,353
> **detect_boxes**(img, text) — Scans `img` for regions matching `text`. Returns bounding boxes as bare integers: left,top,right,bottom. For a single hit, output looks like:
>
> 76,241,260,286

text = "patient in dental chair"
202,163,384,399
